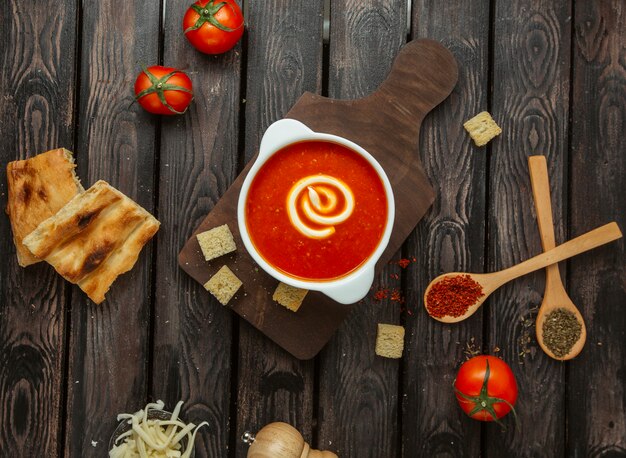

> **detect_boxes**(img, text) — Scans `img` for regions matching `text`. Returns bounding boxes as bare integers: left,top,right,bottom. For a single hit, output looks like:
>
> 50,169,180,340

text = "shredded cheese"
109,400,208,458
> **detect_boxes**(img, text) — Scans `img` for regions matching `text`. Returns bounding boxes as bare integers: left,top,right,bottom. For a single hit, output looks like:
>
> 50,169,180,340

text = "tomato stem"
184,1,238,34
135,67,193,115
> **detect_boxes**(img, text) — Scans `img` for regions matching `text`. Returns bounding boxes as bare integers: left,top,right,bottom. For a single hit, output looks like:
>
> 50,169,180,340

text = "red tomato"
454,355,518,423
134,66,193,115
183,0,244,55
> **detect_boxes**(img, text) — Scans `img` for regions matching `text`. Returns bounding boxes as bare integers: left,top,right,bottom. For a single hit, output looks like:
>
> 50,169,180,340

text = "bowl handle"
258,119,313,159
320,267,375,305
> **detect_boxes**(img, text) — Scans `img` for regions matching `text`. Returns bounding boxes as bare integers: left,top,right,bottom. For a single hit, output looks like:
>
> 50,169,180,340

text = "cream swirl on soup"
287,175,355,239
245,140,387,281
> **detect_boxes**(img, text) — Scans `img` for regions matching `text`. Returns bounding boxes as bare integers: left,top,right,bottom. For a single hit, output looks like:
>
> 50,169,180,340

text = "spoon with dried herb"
529,156,585,360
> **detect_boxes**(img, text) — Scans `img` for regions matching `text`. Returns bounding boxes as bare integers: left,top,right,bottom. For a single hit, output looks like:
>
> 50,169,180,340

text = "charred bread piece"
22,180,159,304
6,148,83,266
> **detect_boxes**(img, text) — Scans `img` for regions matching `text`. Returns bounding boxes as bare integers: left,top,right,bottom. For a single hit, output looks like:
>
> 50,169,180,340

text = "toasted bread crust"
23,180,159,303
203,265,242,306
463,111,502,147
6,148,83,266
272,282,308,312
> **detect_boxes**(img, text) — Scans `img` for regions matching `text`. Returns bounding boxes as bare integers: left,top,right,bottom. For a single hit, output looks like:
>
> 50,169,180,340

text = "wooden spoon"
423,222,622,323
528,155,586,360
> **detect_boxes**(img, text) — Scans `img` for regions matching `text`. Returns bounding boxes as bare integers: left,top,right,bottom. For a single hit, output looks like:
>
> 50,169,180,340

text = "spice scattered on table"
373,287,389,300
370,258,412,314
542,308,582,357
463,337,480,360
425,274,484,318
389,257,415,268
372,286,404,304
390,288,404,304
517,306,537,362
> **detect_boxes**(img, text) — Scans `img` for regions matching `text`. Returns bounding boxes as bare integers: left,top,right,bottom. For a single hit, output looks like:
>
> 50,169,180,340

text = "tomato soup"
245,140,388,281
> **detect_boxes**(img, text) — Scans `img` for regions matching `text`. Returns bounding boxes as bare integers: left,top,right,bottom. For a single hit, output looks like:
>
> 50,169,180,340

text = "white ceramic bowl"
237,119,395,304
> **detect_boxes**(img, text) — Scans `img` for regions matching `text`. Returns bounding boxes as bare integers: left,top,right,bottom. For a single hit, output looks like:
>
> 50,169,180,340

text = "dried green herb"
542,308,582,357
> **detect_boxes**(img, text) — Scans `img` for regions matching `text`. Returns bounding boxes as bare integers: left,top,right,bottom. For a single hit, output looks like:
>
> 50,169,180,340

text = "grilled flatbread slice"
22,180,160,304
6,148,83,266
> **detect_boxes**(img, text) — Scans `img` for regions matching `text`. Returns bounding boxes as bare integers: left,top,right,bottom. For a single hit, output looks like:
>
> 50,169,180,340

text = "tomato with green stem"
134,66,193,115
183,0,244,55
454,355,518,425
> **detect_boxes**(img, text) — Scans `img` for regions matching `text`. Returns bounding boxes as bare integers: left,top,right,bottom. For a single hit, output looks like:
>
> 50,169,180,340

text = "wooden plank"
234,1,323,456
486,1,571,454
0,1,76,456
402,1,489,456
63,1,159,455
150,0,241,456
316,1,407,455
568,1,626,455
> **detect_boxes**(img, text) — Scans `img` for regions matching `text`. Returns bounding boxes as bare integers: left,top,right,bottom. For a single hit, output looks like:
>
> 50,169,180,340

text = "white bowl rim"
237,119,395,304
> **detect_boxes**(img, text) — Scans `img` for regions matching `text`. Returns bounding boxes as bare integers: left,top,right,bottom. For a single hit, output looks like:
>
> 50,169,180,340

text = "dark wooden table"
1,1,624,457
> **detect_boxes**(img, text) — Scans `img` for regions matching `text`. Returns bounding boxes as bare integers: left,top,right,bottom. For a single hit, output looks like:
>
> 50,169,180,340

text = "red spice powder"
390,288,404,304
398,258,411,269
425,274,484,318
373,288,389,300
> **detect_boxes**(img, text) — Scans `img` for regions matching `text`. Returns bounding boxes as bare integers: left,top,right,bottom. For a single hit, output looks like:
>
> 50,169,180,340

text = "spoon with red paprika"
424,221,622,323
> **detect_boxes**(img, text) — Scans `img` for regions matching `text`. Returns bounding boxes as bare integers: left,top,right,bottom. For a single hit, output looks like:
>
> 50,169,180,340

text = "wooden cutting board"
178,39,458,359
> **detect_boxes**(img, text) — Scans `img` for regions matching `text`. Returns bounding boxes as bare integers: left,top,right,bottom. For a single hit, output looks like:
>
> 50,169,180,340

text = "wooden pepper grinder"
242,422,338,458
